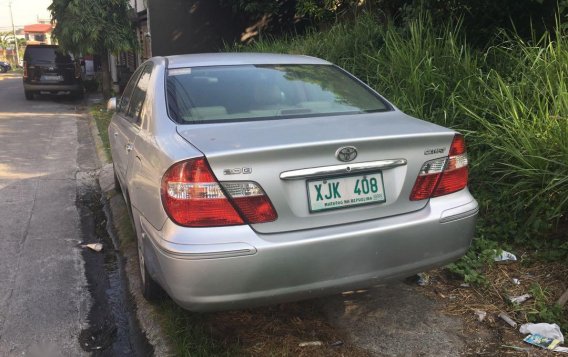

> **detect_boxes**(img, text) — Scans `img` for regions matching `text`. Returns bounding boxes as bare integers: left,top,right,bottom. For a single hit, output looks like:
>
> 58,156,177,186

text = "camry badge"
335,146,358,162
424,147,445,155
223,167,252,175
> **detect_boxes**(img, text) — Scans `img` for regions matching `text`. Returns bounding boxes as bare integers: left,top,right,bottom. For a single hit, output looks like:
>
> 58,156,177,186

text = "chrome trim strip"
140,217,257,260
280,159,407,180
440,207,479,223
157,247,257,260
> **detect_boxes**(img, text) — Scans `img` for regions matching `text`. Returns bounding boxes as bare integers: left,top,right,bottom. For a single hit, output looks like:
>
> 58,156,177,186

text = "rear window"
166,64,389,123
24,47,72,64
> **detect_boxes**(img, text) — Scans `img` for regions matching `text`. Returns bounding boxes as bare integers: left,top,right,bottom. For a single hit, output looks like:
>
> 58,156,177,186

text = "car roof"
25,44,58,48
165,52,331,68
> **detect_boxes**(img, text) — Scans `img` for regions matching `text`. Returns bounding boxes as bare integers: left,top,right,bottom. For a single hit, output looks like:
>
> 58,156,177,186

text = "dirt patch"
206,300,370,356
420,252,568,356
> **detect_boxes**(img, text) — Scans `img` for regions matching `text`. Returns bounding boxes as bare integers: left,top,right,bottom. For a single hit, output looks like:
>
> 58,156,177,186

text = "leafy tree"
226,0,565,45
49,0,137,98
0,31,20,64
0,31,15,48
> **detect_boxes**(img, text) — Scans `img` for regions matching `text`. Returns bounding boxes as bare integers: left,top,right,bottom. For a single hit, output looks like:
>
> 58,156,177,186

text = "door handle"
125,143,133,152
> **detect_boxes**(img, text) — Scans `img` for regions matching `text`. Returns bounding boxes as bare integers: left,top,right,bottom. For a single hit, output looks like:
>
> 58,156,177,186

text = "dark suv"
23,45,84,100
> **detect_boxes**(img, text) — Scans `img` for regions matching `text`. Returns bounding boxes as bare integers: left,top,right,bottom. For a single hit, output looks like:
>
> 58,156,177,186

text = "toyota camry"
108,53,478,311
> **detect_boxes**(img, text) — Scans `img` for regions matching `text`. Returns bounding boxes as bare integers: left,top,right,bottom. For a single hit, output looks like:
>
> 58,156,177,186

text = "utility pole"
8,0,20,66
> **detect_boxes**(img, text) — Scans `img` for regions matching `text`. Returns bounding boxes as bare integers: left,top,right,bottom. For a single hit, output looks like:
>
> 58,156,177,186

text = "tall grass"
465,31,568,226
234,14,568,240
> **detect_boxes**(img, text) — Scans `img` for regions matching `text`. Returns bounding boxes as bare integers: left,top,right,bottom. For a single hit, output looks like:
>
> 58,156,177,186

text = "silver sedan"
108,53,478,312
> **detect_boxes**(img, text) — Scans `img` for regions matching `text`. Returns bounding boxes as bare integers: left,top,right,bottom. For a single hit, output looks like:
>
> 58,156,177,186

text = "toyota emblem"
335,146,357,162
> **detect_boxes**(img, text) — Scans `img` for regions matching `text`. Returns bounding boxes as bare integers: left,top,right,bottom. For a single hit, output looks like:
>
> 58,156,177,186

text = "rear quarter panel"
127,58,204,231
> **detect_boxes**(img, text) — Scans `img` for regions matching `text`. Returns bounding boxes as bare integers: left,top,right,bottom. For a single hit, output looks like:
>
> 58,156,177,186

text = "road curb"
87,108,174,356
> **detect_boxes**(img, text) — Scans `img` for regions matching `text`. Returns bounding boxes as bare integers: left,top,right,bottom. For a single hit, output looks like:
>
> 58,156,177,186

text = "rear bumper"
23,82,82,92
140,189,478,311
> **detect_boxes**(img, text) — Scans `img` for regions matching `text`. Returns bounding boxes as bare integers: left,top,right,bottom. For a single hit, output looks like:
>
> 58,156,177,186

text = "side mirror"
107,97,117,112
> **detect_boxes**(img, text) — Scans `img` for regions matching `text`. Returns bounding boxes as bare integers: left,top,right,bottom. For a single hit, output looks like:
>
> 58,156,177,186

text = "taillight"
23,61,28,79
161,158,277,227
410,134,469,201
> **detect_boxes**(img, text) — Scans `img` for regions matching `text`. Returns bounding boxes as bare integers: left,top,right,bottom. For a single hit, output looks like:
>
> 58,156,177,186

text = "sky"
0,0,52,31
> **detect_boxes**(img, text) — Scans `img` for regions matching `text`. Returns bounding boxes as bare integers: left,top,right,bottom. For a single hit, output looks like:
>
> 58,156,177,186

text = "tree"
226,0,565,45
49,0,137,99
0,32,10,47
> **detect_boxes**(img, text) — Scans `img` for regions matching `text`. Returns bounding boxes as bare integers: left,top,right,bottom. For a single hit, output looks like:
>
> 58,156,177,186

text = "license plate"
307,172,386,212
40,75,63,81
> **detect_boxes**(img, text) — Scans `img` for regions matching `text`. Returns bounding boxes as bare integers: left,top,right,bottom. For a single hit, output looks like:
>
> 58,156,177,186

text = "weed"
446,238,501,285
517,283,568,333
89,103,112,159
158,301,242,357
236,13,568,245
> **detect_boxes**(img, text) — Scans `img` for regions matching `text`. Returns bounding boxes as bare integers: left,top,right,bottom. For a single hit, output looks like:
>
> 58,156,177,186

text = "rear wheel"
113,166,122,193
24,91,34,100
71,90,84,100
130,203,164,302
137,229,164,302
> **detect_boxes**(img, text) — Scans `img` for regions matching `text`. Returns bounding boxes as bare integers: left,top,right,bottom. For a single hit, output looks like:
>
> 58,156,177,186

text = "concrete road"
0,73,96,356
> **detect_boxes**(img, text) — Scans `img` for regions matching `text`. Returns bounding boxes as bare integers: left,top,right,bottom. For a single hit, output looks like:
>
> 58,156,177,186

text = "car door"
117,63,154,190
110,66,144,183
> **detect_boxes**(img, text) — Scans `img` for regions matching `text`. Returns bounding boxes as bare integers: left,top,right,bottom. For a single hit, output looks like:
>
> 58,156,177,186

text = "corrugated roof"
23,24,53,33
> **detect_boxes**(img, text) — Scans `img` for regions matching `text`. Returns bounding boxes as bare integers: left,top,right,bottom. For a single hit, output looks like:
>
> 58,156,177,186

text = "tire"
71,90,84,100
24,91,34,100
113,168,122,193
0,67,6,73
136,226,164,302
128,199,164,301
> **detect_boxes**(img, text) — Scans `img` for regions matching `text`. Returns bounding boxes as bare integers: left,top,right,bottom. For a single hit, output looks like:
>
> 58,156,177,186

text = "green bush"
234,14,568,243
465,30,568,226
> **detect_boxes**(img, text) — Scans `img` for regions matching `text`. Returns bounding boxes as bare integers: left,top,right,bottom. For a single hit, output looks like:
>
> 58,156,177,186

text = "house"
111,0,245,92
23,23,54,45
111,1,298,92
144,0,245,56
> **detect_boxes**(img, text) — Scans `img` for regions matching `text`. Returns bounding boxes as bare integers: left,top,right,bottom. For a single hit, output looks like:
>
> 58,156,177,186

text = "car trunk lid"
27,62,76,84
176,111,455,233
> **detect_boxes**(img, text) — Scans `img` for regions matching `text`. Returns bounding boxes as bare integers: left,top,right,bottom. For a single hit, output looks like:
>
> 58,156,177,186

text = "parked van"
23,45,84,100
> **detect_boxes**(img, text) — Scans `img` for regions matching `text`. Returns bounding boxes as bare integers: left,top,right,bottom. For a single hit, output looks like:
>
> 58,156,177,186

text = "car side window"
117,67,144,114
125,63,153,124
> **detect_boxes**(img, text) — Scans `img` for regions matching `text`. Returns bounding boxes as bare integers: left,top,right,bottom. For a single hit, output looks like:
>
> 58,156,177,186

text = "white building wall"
129,0,147,13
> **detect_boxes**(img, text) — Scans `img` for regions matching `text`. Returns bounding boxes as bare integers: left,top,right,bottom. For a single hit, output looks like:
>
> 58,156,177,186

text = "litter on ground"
519,323,564,344
523,334,561,350
494,250,517,262
508,294,531,304
498,312,517,328
81,243,103,252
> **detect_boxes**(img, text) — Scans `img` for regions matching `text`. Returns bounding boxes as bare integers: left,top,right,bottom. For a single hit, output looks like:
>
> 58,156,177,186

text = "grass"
235,13,568,245
233,13,568,336
158,302,241,357
89,103,112,160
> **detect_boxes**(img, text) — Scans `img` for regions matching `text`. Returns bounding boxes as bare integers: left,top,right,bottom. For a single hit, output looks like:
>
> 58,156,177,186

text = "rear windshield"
24,47,72,64
166,64,389,123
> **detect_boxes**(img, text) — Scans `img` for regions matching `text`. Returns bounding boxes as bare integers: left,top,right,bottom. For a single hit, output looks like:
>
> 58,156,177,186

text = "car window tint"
126,64,153,123
24,47,72,64
117,67,143,114
166,64,389,124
